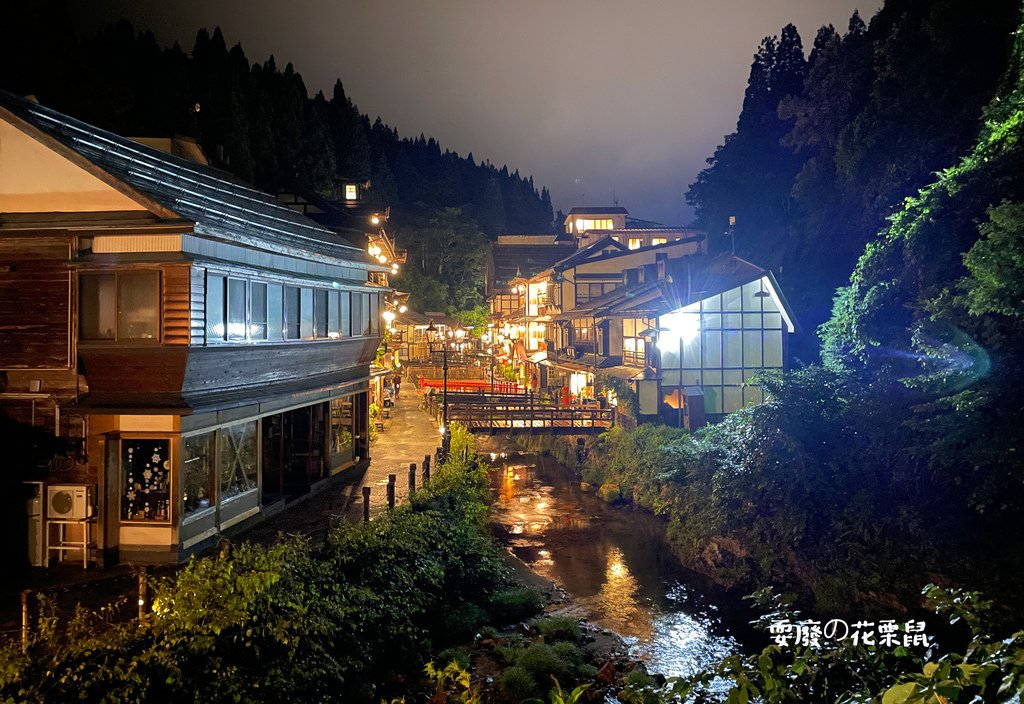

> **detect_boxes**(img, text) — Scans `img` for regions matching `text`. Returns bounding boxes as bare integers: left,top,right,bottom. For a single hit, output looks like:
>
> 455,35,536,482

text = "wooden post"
218,538,233,559
436,445,443,465
408,463,417,495
423,455,431,484
362,486,371,522
21,589,31,653
387,474,396,509
137,566,150,620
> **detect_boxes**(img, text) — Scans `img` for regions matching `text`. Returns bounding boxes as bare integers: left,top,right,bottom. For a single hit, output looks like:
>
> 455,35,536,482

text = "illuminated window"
628,238,643,250
344,184,358,200
622,318,647,366
651,237,668,246
574,218,613,232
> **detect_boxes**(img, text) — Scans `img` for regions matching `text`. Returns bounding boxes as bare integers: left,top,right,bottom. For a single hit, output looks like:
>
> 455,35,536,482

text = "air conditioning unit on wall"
46,484,94,520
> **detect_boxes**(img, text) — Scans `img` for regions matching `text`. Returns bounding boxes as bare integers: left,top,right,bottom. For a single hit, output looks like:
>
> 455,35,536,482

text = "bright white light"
659,308,701,345
399,305,408,314
439,425,446,435
378,254,388,264
371,215,381,225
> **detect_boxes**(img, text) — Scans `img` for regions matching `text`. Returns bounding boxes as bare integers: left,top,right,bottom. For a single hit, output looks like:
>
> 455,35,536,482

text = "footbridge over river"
422,389,614,435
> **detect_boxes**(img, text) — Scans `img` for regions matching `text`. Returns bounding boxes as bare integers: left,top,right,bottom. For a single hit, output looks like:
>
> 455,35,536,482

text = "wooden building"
0,91,389,565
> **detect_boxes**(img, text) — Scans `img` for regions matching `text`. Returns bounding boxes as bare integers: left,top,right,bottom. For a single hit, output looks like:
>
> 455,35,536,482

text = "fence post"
137,565,150,621
387,474,396,509
423,455,431,484
436,446,443,466
21,589,31,653
408,463,417,495
362,486,371,522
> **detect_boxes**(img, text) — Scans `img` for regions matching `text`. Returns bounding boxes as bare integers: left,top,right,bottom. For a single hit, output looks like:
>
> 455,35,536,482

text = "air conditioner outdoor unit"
47,484,94,520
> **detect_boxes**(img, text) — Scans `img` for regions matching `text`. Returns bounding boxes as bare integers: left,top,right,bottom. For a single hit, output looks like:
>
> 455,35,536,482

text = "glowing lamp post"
657,308,700,428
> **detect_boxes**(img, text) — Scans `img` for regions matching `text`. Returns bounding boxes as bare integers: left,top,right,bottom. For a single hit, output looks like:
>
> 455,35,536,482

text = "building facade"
0,91,388,565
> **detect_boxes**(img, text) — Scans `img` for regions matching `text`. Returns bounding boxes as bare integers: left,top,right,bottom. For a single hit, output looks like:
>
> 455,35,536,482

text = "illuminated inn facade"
486,207,797,428
0,91,387,564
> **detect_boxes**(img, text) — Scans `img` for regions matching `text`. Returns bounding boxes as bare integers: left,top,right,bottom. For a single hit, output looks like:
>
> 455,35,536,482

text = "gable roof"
542,235,628,274
566,206,628,216
0,90,378,267
487,239,576,290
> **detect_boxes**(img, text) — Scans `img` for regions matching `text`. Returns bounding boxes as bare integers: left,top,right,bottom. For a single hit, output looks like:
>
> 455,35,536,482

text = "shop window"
330,397,355,464
80,271,160,341
219,421,258,500
122,438,171,521
182,432,216,517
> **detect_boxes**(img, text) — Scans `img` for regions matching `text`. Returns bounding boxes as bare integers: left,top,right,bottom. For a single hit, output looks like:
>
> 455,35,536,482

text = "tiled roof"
566,206,628,215
0,90,377,266
488,241,576,288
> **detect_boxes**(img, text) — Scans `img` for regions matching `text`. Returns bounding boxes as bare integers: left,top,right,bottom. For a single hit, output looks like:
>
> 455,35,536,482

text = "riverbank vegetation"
0,425,521,703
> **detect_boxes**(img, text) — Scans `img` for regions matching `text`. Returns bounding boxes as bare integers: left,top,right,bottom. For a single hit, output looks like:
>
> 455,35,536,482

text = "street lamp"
426,320,450,457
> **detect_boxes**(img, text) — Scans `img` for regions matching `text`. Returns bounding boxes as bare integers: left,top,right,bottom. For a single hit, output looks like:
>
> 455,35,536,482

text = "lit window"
344,184,358,200
651,237,668,246
628,238,643,250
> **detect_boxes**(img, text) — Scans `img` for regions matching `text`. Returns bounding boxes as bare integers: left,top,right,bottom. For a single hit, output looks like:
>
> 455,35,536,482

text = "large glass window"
219,421,258,500
328,291,341,338
340,292,351,337
330,397,355,464
80,272,160,341
622,318,646,366
369,293,380,336
207,274,225,341
227,278,247,341
351,293,365,337
360,293,371,336
182,431,216,517
122,438,171,522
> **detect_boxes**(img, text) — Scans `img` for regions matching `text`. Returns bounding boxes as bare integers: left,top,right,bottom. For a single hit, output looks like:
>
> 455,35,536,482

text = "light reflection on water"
489,452,744,679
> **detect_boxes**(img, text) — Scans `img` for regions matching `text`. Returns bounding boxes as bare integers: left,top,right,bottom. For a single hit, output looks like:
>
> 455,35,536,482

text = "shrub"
499,665,537,702
515,643,573,686
530,616,582,643
441,602,488,643
489,586,544,624
436,647,471,671
551,641,585,667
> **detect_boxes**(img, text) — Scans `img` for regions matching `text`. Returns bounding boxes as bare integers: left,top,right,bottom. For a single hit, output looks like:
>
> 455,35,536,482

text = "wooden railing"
417,378,523,394
424,391,613,433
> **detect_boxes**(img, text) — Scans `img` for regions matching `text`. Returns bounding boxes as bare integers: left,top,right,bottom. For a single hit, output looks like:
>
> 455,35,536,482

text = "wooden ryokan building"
0,91,388,565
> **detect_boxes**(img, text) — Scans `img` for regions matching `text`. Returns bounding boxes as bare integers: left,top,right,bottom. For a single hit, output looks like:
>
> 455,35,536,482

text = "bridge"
422,390,614,434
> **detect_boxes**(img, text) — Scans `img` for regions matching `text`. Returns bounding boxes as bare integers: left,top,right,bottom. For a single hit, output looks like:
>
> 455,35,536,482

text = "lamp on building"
657,307,701,428
426,320,450,457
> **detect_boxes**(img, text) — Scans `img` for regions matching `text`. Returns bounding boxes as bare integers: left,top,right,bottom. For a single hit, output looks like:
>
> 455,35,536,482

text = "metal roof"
0,90,381,268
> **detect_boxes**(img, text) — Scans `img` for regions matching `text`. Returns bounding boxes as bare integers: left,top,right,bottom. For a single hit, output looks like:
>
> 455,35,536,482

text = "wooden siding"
0,236,72,369
189,267,206,345
162,265,191,346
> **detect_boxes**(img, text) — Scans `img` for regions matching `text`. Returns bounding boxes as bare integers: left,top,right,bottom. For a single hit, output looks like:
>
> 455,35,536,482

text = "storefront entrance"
261,404,328,505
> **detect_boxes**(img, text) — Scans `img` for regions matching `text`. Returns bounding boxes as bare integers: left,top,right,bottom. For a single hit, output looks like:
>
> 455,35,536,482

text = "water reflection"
489,451,745,678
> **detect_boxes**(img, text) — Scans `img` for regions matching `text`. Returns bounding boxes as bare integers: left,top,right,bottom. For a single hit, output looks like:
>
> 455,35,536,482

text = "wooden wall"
0,235,72,369
162,265,191,346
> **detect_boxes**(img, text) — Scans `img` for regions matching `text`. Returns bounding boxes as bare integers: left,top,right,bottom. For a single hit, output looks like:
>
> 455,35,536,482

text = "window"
622,318,646,366
219,421,258,499
80,274,116,340
122,438,171,522
651,237,668,246
285,287,301,339
206,274,225,342
250,283,267,340
571,319,592,343
344,184,358,200
330,397,355,464
328,291,341,338
80,271,160,341
183,431,216,517
227,278,247,340
369,293,380,336
627,238,643,250
340,292,351,336
267,284,283,341
574,218,613,232
300,288,314,339
314,289,329,338
361,293,371,336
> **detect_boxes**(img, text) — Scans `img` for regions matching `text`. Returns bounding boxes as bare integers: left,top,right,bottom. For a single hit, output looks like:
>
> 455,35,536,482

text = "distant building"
0,91,388,565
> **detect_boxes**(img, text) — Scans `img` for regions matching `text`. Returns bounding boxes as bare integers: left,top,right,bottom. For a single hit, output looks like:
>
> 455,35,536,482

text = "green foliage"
963,201,1024,318
488,587,545,624
529,616,581,643
0,425,509,703
598,374,638,417
514,644,575,690
499,665,538,703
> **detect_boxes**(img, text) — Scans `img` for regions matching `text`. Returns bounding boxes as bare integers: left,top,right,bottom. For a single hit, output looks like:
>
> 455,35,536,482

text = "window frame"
79,270,162,344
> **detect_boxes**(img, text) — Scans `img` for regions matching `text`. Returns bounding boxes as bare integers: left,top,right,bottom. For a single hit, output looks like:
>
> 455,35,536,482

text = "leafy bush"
531,616,582,643
499,665,538,702
515,643,574,686
489,586,544,624
435,647,471,671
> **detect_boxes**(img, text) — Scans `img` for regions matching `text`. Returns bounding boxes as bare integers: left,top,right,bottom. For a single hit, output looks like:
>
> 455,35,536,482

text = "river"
487,449,760,679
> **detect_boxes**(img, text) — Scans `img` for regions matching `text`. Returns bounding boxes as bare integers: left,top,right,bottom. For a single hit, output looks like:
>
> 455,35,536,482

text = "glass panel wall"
182,431,216,517
219,421,258,499
330,397,355,465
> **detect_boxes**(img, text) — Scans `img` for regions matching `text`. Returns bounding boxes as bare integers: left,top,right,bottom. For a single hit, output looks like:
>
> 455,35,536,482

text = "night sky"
75,1,881,227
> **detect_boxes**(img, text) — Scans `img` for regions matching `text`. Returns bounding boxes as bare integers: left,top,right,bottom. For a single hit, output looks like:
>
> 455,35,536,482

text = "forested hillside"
1,5,554,311
686,0,1020,359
